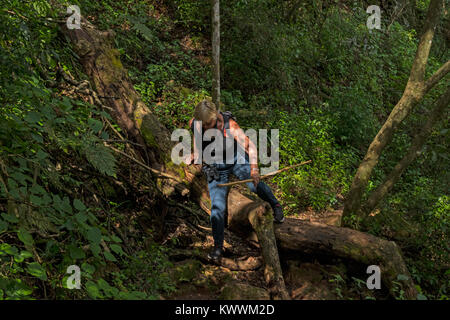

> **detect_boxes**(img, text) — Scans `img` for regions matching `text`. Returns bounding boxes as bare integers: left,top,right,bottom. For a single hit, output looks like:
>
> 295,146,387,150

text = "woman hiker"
186,99,284,261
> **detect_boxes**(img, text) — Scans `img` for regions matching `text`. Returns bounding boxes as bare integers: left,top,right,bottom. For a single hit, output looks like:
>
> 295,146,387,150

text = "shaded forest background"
0,0,448,299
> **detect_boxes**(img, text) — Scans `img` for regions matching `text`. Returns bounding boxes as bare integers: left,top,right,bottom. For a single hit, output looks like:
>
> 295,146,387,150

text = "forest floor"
155,184,386,300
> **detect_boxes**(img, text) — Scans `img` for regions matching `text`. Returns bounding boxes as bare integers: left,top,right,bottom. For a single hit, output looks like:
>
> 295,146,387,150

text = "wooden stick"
218,160,312,187
104,143,184,183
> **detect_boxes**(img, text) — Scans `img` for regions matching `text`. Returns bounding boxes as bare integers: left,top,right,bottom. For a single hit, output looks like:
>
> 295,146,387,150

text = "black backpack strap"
221,111,236,131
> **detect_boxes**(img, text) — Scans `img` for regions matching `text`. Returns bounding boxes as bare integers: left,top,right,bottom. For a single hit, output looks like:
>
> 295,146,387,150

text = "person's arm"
228,119,260,186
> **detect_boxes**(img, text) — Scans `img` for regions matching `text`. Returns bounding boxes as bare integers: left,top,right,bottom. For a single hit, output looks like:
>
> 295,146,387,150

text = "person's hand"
185,154,202,170
185,153,197,165
251,167,260,188
185,153,194,165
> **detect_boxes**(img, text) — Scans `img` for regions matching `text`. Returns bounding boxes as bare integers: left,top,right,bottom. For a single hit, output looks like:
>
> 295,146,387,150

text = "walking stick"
217,160,312,187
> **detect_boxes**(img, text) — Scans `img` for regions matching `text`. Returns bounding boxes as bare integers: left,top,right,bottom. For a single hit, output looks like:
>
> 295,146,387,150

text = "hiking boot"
272,203,285,223
208,246,223,261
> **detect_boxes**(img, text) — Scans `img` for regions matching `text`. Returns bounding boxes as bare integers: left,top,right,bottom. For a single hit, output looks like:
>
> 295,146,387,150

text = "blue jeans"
207,153,279,248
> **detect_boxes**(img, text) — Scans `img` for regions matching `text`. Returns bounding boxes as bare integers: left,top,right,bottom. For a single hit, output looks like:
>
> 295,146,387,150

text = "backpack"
221,110,237,130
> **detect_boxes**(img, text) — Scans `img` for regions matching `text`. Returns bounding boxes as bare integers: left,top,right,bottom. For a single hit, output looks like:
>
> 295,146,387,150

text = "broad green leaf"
30,184,46,195
110,244,125,256
26,262,47,280
18,228,34,246
85,280,101,299
68,245,86,260
111,235,123,243
0,219,8,233
86,227,102,244
1,213,19,223
106,286,119,297
81,262,95,275
1,243,19,256
30,194,43,206
35,149,48,160
60,196,73,214
73,199,86,211
41,193,52,206
20,250,33,259
74,212,88,224
96,278,111,291
83,143,117,177
397,274,409,281
90,243,101,258
100,132,109,140
104,251,117,262
24,111,41,123
10,172,30,186
88,118,103,134
119,290,146,300
31,133,43,143
61,219,75,231
14,250,33,263
97,278,118,297
60,97,73,111
417,293,427,300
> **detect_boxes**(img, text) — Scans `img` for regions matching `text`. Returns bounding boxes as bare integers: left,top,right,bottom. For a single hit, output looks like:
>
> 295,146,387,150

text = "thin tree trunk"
364,86,450,213
211,0,221,110
343,0,447,218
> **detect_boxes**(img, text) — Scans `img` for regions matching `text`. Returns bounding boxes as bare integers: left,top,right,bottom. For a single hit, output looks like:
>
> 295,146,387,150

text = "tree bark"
273,219,418,299
59,16,188,198
211,0,221,110
363,86,450,213
226,199,291,299
343,0,447,218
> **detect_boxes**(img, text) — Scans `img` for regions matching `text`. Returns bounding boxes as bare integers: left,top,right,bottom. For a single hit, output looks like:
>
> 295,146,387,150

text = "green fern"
82,139,117,178
127,15,155,43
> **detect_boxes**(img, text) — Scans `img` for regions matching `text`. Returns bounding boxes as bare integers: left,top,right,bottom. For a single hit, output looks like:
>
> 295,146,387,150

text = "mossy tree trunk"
60,16,187,197
272,219,418,299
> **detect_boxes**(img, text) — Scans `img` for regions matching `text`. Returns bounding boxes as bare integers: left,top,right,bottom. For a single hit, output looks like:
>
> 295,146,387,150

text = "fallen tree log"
273,219,417,299
226,192,417,299
60,17,417,300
